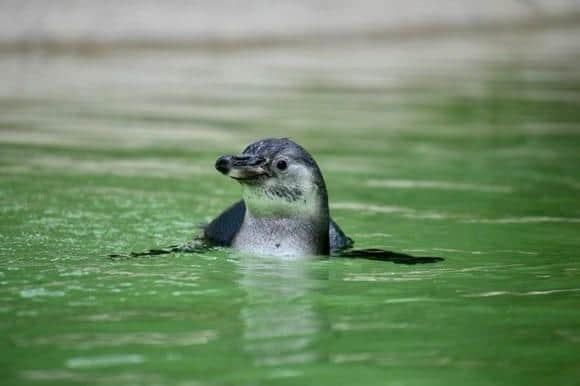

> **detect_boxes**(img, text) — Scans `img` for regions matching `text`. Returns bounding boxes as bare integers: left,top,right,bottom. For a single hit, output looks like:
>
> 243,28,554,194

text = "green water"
2,28,580,385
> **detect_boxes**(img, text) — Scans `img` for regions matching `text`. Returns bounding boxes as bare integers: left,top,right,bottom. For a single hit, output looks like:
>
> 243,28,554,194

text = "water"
1,26,580,385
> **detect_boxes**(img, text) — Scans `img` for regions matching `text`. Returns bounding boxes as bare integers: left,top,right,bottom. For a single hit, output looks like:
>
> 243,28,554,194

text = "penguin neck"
241,182,329,222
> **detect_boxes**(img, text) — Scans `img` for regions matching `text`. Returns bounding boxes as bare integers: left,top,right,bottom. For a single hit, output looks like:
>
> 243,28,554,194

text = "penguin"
205,138,353,257
112,138,442,264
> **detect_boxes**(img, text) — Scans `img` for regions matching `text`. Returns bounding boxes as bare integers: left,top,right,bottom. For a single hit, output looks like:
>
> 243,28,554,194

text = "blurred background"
1,2,580,386
1,0,580,152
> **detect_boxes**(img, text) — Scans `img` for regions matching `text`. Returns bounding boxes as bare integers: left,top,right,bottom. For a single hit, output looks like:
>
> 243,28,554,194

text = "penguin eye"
275,159,288,171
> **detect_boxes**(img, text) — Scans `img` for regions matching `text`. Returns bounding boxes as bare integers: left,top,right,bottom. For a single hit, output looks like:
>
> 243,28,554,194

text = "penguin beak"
215,155,269,181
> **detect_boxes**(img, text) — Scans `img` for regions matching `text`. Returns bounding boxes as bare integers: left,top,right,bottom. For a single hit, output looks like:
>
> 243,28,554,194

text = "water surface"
1,26,580,385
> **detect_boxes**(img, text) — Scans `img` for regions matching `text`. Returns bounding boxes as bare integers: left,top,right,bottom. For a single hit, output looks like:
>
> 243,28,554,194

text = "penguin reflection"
237,255,325,367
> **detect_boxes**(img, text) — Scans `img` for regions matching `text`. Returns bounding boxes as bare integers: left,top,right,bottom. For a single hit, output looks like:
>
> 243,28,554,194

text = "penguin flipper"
203,200,246,246
329,218,354,255
107,201,247,259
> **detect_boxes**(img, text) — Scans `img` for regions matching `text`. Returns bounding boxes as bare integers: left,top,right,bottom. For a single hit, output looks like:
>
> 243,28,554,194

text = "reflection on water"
238,255,325,370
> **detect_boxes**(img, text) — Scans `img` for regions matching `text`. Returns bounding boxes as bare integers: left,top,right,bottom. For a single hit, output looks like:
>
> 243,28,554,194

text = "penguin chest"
232,217,322,257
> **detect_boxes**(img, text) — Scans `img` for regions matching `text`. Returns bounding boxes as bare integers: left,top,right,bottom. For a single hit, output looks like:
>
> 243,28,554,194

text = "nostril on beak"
215,156,232,175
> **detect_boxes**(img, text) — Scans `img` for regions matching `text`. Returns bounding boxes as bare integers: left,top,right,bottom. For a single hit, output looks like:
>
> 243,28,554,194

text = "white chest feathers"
232,215,326,257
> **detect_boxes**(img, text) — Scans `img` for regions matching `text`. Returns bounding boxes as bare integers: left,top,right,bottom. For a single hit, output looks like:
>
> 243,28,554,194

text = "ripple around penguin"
113,138,442,264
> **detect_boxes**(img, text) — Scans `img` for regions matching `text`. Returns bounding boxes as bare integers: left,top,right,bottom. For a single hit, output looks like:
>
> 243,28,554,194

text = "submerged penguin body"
204,200,352,256
204,138,352,257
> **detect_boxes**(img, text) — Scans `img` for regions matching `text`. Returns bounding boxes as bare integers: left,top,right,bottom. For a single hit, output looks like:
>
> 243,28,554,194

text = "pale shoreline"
1,0,579,54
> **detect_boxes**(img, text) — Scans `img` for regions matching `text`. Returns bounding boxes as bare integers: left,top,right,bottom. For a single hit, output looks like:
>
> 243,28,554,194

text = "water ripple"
367,179,513,193
15,331,218,349
332,321,411,331
20,287,65,298
66,354,145,369
331,202,415,214
333,201,580,225
464,288,580,297
464,216,580,224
